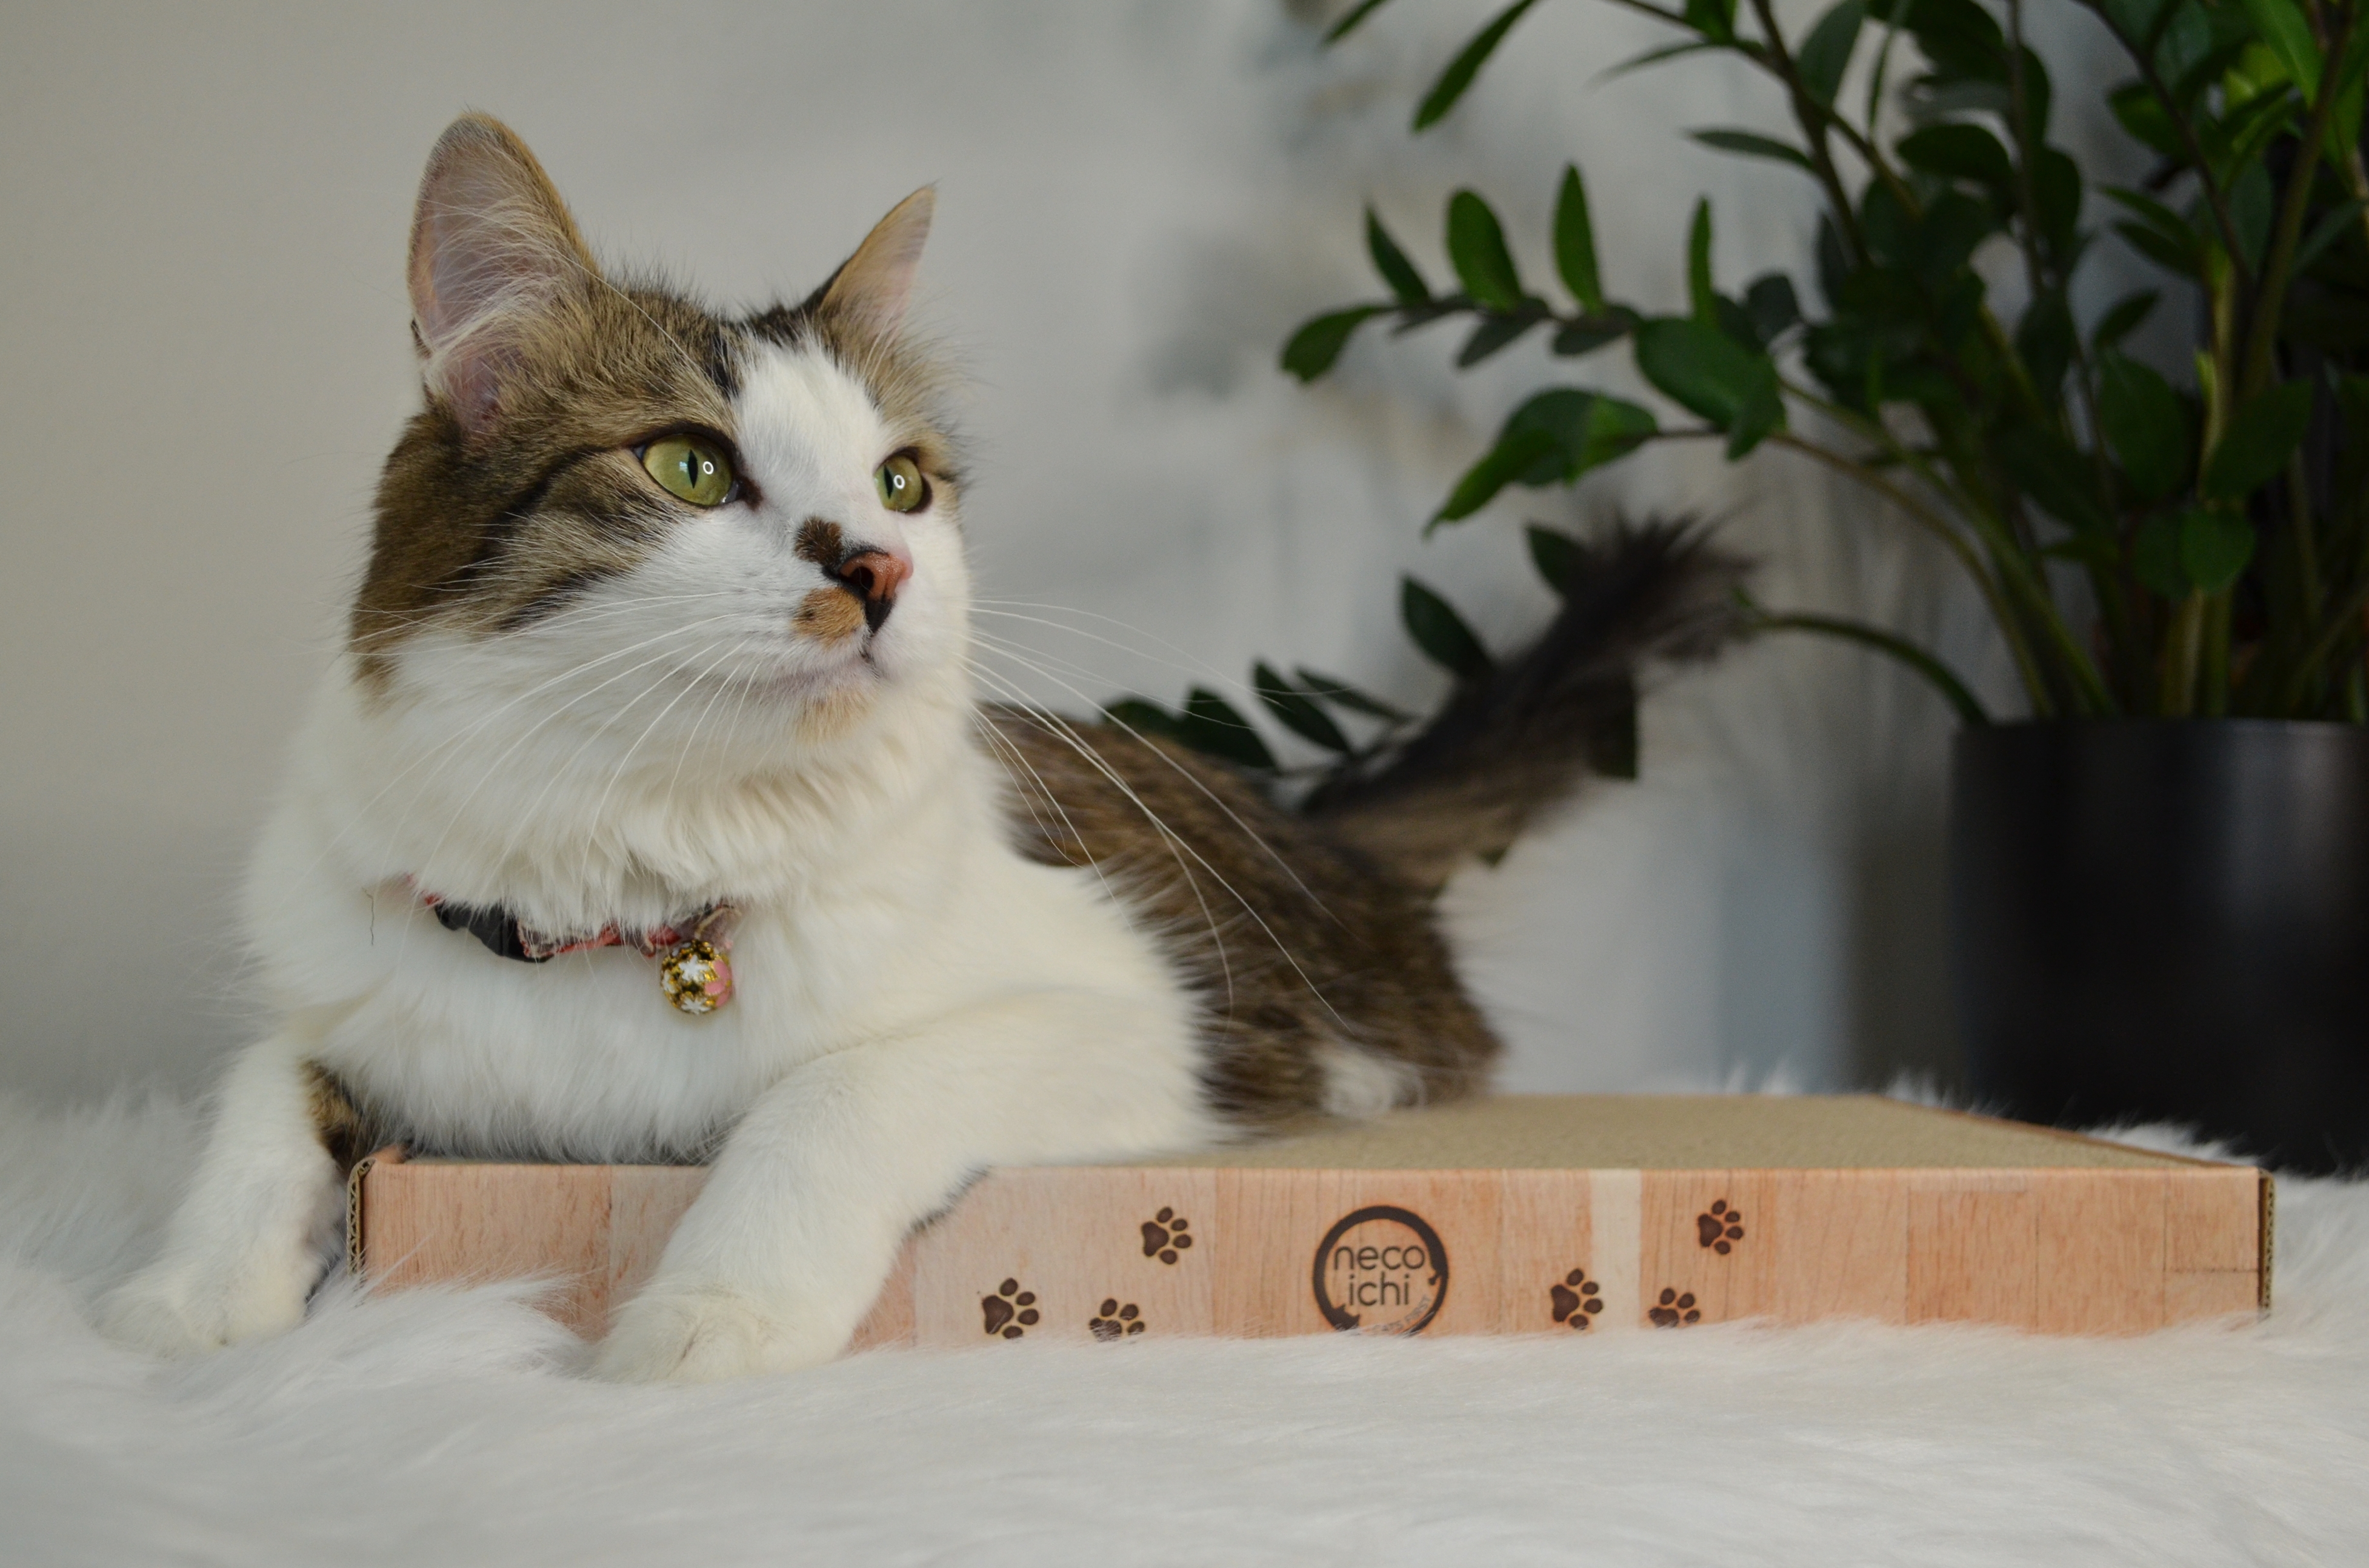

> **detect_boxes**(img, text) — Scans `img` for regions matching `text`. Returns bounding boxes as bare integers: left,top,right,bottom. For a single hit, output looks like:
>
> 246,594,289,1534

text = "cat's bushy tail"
1303,517,1747,894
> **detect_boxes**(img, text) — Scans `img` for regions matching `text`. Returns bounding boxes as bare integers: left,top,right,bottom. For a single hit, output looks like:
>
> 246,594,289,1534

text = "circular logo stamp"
1311,1205,1449,1335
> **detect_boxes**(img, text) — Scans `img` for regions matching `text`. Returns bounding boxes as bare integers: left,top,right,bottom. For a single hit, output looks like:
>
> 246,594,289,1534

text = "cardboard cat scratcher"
347,1095,2270,1347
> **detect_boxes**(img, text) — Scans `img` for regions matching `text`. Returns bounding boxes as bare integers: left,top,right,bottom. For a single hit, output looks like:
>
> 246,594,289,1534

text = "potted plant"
1270,0,2369,1168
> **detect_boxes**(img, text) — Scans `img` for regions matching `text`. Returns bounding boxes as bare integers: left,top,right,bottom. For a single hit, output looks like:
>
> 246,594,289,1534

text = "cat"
99,114,1738,1381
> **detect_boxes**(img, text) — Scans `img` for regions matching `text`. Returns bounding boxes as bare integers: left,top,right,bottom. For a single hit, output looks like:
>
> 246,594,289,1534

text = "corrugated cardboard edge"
346,1143,408,1277
2261,1170,2276,1312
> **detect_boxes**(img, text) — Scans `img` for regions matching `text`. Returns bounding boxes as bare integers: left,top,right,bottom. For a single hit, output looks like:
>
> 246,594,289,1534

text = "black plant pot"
1950,720,2369,1174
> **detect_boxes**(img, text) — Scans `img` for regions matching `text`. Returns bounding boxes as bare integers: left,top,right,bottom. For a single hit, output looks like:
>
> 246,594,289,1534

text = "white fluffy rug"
5,1093,2365,1566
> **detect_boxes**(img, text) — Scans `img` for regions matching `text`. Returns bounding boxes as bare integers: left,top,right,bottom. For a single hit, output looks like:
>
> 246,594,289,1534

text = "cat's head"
351,114,965,760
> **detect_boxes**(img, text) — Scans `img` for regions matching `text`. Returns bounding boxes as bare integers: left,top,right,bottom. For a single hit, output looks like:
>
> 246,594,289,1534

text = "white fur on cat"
100,317,1222,1381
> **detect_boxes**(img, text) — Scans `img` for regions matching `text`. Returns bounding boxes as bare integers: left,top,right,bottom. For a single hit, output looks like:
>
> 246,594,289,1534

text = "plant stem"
2241,8,2355,398
1744,0,1877,264
2291,444,2325,621
1779,377,2113,714
2201,590,2233,716
1746,608,1996,725
2161,590,2207,714
2101,16,2256,294
1766,430,2056,712
2281,577,2369,708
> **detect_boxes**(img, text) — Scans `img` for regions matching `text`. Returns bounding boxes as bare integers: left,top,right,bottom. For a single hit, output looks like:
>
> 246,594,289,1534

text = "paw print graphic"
1141,1207,1193,1264
1090,1299,1146,1341
1648,1287,1701,1327
1696,1199,1744,1254
1550,1269,1604,1329
981,1278,1040,1338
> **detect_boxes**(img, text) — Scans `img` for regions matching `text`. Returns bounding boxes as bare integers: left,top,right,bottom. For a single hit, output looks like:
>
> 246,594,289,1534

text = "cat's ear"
816,188,934,342
406,113,599,433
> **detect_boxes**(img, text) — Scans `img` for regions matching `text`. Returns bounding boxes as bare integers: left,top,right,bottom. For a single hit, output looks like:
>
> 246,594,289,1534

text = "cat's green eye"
876,453,927,513
642,436,735,507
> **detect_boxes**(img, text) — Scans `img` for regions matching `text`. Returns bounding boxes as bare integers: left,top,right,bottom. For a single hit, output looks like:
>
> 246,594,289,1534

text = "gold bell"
659,937,733,1015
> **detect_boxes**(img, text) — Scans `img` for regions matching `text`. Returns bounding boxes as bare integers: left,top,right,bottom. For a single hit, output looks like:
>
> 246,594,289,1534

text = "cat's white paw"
592,1284,841,1383
98,1253,313,1357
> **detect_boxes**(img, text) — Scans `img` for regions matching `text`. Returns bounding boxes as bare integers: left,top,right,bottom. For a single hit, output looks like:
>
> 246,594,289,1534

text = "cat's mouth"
748,630,893,701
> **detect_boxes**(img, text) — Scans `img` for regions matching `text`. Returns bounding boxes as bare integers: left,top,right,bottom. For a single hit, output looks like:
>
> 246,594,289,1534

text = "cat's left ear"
407,113,601,434
816,188,934,342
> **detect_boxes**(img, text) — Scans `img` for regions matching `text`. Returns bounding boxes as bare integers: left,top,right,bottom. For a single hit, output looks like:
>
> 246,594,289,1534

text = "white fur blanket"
5,1092,2363,1566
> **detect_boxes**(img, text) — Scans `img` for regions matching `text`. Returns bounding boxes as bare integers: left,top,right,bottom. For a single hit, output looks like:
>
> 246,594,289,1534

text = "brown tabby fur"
985,710,1498,1125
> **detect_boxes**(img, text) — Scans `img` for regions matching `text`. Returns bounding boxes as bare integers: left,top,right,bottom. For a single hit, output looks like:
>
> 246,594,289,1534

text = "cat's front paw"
98,1253,314,1357
592,1283,841,1383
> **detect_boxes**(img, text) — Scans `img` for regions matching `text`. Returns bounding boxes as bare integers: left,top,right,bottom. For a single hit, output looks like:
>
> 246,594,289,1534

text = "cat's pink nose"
832,548,911,630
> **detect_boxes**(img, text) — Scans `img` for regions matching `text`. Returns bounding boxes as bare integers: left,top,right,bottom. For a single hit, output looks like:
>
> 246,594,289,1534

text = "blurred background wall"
0,0,2041,1105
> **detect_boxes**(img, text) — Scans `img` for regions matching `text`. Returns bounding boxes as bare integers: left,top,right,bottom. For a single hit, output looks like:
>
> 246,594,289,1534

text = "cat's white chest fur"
245,665,1210,1166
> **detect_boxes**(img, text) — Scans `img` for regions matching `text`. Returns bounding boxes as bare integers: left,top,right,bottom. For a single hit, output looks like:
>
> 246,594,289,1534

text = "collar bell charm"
658,905,740,1016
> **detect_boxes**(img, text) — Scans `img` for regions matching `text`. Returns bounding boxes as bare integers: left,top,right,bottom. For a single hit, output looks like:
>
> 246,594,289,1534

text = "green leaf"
2016,289,2075,399
1545,390,1657,476
1859,178,1915,269
1687,199,1718,324
1541,389,1656,466
2131,513,2189,596
1725,375,1786,459
1104,697,1187,743
1912,190,1999,285
1401,578,1494,680
1366,209,1430,305
1902,0,2005,80
1413,0,1543,130
2217,81,2307,173
2179,508,2255,593
1690,129,1818,171
1526,525,1581,595
2200,379,2314,499
2235,0,2323,99
1281,305,1387,380
1684,0,1739,41
2033,147,2084,257
2102,185,2196,245
1743,273,1802,346
2108,79,2183,156
1456,313,1545,367
1294,668,1413,723
2113,219,2203,279
1553,166,1606,313
1325,0,1396,42
1434,390,1658,520
2097,352,2192,500
1445,190,1524,311
2295,197,2369,275
1179,688,1278,771
1895,121,2015,193
1599,39,1727,81
2230,161,2274,271
2093,0,2174,49
2091,288,2160,351
1633,317,1785,451
2014,45,2056,142
1797,0,1867,105
1996,422,2111,534
1435,428,1565,522
1551,319,1627,357
1252,662,1353,752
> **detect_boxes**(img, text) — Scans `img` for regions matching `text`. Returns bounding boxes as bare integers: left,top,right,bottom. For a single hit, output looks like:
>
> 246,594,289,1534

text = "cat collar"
407,883,741,1015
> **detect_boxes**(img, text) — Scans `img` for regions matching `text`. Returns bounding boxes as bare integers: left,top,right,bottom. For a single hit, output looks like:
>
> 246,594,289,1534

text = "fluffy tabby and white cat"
101,115,1734,1381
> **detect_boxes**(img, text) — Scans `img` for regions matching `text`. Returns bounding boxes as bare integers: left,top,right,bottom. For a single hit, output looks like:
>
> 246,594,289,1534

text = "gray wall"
0,0,2028,1104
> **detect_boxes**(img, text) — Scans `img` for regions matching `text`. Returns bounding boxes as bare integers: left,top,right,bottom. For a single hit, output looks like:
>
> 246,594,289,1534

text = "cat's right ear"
406,113,599,434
